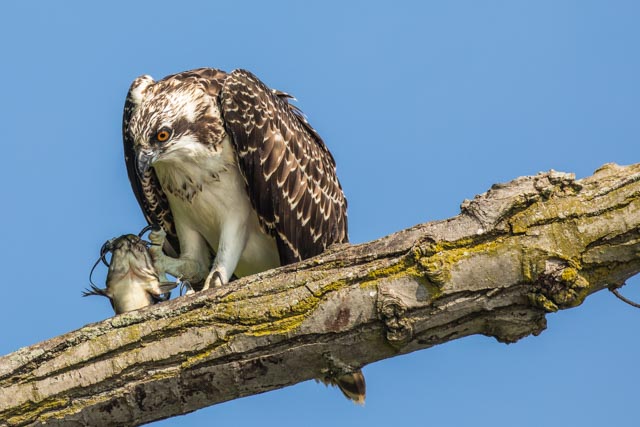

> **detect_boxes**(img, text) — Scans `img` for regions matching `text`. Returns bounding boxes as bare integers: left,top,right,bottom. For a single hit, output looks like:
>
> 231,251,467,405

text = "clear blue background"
1,1,638,426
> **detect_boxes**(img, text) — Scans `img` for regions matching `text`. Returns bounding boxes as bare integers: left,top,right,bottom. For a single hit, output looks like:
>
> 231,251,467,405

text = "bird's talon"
203,270,224,290
180,280,195,296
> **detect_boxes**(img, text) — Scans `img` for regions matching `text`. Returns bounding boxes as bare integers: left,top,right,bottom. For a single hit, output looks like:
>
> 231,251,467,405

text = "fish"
83,234,185,314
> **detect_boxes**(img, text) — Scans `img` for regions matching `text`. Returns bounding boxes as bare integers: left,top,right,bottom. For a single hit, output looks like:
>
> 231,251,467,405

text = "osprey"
123,68,347,288
122,68,364,402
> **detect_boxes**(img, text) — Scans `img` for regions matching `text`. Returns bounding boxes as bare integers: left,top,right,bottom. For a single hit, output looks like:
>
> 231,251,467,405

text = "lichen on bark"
1,162,639,427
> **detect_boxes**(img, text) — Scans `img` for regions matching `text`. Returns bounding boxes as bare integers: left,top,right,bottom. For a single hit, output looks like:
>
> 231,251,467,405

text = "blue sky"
1,1,639,426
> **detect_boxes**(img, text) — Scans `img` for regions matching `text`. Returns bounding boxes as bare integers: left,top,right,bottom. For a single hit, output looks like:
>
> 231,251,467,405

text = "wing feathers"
221,69,348,264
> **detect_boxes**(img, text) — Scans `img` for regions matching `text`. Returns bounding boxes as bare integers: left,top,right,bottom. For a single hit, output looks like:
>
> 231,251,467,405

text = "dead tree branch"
1,162,639,427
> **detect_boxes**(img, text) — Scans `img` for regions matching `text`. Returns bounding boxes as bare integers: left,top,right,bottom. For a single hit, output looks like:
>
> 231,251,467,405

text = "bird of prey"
123,68,347,288
122,68,364,402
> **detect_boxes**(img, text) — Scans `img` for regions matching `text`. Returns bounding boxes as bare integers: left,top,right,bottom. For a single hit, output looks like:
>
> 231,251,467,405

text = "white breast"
154,136,280,278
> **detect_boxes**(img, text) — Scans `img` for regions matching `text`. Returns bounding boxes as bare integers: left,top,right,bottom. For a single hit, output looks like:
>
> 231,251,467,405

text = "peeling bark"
1,162,639,427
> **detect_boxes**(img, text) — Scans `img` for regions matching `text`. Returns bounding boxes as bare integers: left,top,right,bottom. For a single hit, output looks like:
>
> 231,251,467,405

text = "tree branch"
1,162,639,427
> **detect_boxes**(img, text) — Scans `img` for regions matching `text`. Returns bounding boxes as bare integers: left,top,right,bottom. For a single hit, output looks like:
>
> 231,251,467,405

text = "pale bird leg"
201,216,249,290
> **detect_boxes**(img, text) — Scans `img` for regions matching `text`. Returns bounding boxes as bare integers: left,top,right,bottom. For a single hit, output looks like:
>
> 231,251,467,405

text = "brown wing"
220,69,348,264
122,81,180,256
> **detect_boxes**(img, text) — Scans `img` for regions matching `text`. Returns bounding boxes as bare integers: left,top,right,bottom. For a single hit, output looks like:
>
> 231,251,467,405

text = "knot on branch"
377,295,413,346
419,257,449,286
460,170,581,231
533,170,583,197
528,259,590,312
411,240,448,286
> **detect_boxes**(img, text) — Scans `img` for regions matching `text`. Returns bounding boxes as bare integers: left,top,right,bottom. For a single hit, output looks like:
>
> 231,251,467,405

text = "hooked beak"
136,149,156,179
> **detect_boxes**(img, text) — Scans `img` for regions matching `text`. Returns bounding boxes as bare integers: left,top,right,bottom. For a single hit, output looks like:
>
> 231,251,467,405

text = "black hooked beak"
136,149,156,179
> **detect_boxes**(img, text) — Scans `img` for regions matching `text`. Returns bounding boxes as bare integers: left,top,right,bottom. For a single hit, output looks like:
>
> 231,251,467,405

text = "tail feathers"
321,370,366,405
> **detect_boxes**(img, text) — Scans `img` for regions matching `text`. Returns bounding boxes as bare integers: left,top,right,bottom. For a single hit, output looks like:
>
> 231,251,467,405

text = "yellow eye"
156,128,171,142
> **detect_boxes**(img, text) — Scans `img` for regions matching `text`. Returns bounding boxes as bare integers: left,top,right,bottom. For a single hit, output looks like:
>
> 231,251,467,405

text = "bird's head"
126,74,227,178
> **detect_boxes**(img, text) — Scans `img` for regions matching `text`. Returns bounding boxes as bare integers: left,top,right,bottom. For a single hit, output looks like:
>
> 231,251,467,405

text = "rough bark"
1,162,639,427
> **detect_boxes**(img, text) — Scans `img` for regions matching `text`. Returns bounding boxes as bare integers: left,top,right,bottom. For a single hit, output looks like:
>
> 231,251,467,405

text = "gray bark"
1,162,639,426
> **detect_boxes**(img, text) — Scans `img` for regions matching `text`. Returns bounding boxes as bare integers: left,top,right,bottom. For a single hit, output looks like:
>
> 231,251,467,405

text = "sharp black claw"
89,256,104,287
89,238,116,286
213,271,223,286
99,239,114,267
138,224,155,237
180,280,194,296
